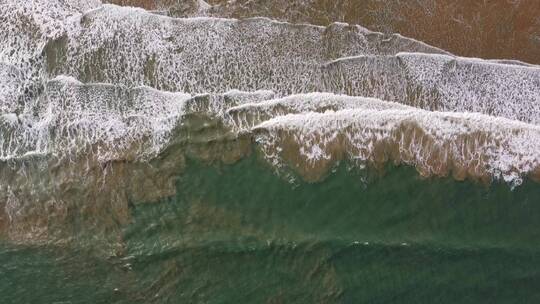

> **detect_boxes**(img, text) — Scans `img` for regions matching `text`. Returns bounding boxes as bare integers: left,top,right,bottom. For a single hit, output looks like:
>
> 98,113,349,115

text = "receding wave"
43,4,445,94
104,0,540,65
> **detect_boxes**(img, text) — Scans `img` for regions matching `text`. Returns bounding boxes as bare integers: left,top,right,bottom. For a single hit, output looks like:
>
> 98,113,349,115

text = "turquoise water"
2,156,540,303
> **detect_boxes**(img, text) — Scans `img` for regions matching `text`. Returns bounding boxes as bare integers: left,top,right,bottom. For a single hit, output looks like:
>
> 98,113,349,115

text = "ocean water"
2,1,540,303
2,155,540,303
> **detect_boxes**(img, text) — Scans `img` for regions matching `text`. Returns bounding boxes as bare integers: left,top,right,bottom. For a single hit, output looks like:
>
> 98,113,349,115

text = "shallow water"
2,156,540,303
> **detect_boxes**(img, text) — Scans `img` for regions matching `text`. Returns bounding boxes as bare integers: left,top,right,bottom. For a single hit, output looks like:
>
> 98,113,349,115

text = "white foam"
253,107,540,185
323,52,540,124
227,92,410,131
0,0,102,116
231,92,410,113
0,77,191,162
45,4,444,95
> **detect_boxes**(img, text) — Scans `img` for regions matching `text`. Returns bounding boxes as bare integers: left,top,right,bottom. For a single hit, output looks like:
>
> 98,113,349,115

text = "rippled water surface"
1,1,539,303
2,157,540,303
